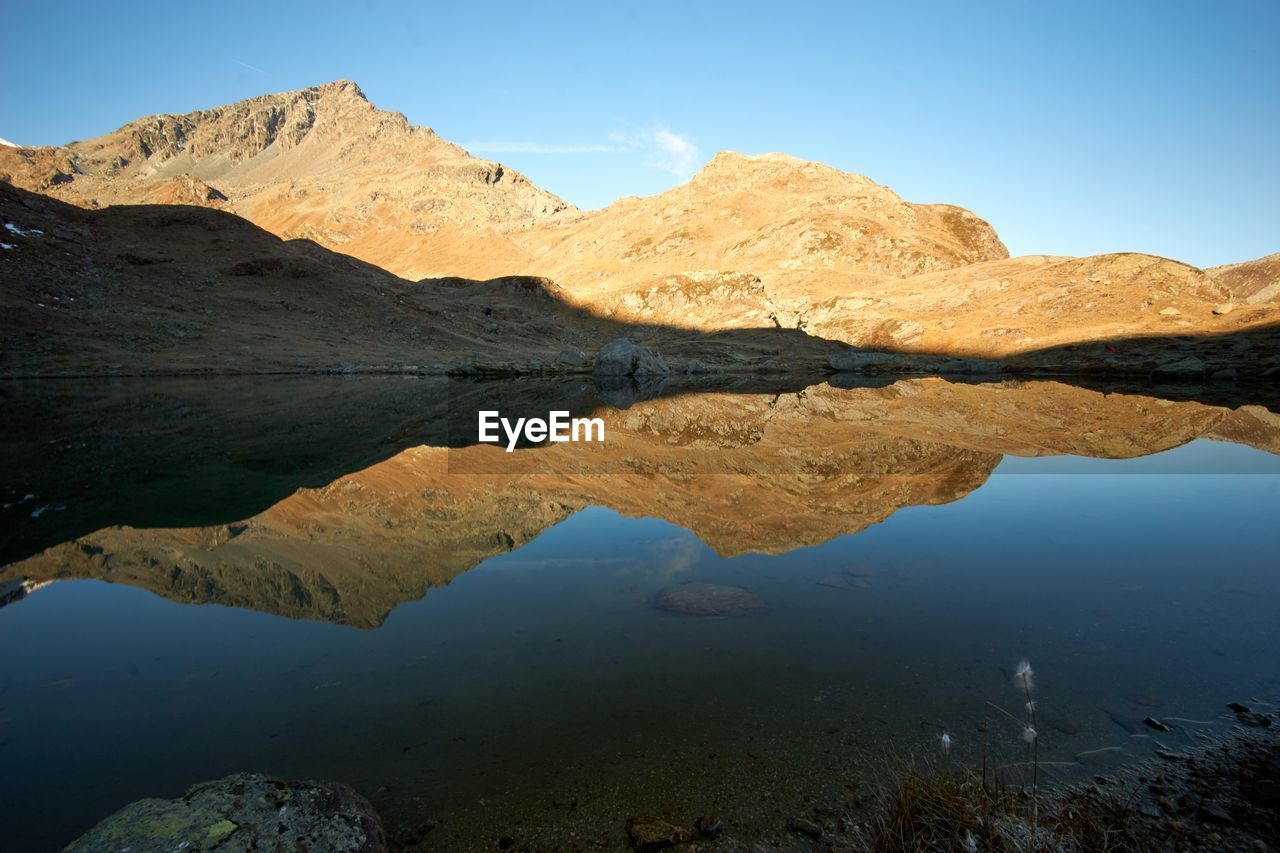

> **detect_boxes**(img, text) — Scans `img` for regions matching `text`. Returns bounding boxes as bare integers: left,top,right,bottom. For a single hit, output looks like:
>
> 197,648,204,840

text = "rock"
653,582,765,616
1212,303,1235,315
635,348,670,376
684,358,710,374
594,338,642,375
1197,799,1234,826
624,817,692,849
1210,367,1238,382
957,358,1002,374
1227,703,1253,714
1152,356,1205,378
1143,716,1172,732
817,571,872,590
1158,307,1180,316
828,350,906,373
593,338,670,376
1240,750,1280,810
555,345,587,366
65,772,387,852
694,815,722,837
787,817,825,839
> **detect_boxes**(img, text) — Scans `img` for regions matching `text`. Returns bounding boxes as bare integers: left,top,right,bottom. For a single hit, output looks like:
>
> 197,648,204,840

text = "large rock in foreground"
65,773,387,852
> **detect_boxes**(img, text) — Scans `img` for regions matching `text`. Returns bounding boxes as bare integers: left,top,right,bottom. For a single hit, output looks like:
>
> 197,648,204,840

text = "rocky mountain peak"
691,150,878,191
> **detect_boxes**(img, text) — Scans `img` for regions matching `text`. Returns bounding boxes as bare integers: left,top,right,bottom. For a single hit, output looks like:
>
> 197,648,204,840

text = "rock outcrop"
65,773,386,852
593,337,670,376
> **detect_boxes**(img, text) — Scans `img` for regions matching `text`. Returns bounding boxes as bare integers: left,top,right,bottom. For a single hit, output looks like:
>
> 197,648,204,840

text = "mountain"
0,182,841,377
3,80,1279,374
1208,252,1280,306
0,81,572,279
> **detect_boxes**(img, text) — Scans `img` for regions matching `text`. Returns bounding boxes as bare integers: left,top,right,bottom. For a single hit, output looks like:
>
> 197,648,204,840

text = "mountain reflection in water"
0,375,1278,850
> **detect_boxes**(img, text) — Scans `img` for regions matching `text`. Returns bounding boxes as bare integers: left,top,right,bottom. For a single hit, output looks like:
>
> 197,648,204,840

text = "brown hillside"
0,81,574,279
3,80,1278,366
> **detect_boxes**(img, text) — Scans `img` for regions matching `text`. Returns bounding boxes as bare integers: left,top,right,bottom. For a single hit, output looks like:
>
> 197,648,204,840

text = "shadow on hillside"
2,182,1279,567
3,180,1277,397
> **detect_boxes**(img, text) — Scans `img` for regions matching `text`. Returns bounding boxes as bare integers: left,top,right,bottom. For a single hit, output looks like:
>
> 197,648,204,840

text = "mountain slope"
1208,252,1280,306
518,151,1007,284
0,81,573,279
3,80,1278,367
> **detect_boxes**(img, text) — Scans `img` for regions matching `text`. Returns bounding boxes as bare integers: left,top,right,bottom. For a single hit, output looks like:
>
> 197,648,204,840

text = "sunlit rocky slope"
3,80,1278,375
0,81,571,279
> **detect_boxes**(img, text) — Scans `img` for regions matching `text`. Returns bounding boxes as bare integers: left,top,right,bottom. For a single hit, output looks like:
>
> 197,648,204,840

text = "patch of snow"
1,242,14,250
30,505,49,518
4,222,43,237
0,136,17,148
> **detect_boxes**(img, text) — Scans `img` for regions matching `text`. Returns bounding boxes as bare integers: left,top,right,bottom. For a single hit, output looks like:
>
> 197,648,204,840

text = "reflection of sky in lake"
1,438,1277,850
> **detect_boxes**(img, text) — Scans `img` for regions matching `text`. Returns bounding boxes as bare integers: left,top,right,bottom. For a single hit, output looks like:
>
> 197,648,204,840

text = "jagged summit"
0,79,575,278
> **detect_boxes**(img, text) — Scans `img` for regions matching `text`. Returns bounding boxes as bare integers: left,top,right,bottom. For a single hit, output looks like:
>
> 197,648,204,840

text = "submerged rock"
653,582,765,616
787,816,825,839
625,817,692,848
65,772,387,852
694,814,723,837
817,572,872,590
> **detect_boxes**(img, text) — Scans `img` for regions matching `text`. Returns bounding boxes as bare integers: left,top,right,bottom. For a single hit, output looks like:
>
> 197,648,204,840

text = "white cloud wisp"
466,125,700,176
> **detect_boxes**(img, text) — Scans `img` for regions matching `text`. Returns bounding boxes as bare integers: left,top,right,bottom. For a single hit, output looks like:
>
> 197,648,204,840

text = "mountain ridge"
2,79,1279,371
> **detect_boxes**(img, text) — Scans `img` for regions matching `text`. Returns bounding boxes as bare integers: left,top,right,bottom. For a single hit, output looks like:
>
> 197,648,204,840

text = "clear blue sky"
2,0,1276,268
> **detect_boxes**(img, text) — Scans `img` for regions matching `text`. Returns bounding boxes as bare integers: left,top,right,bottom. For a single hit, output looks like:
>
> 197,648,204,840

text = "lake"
1,375,1278,850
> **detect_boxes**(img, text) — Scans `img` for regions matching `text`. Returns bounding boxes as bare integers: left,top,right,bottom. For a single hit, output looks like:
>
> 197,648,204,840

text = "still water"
1,376,1278,850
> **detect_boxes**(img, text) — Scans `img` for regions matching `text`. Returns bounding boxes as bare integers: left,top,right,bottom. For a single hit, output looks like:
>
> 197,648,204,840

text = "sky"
1,0,1276,268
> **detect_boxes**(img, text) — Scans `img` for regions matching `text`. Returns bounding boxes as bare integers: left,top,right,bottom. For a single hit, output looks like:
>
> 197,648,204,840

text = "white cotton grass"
1013,658,1041,829
940,732,952,755
1013,659,1034,693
